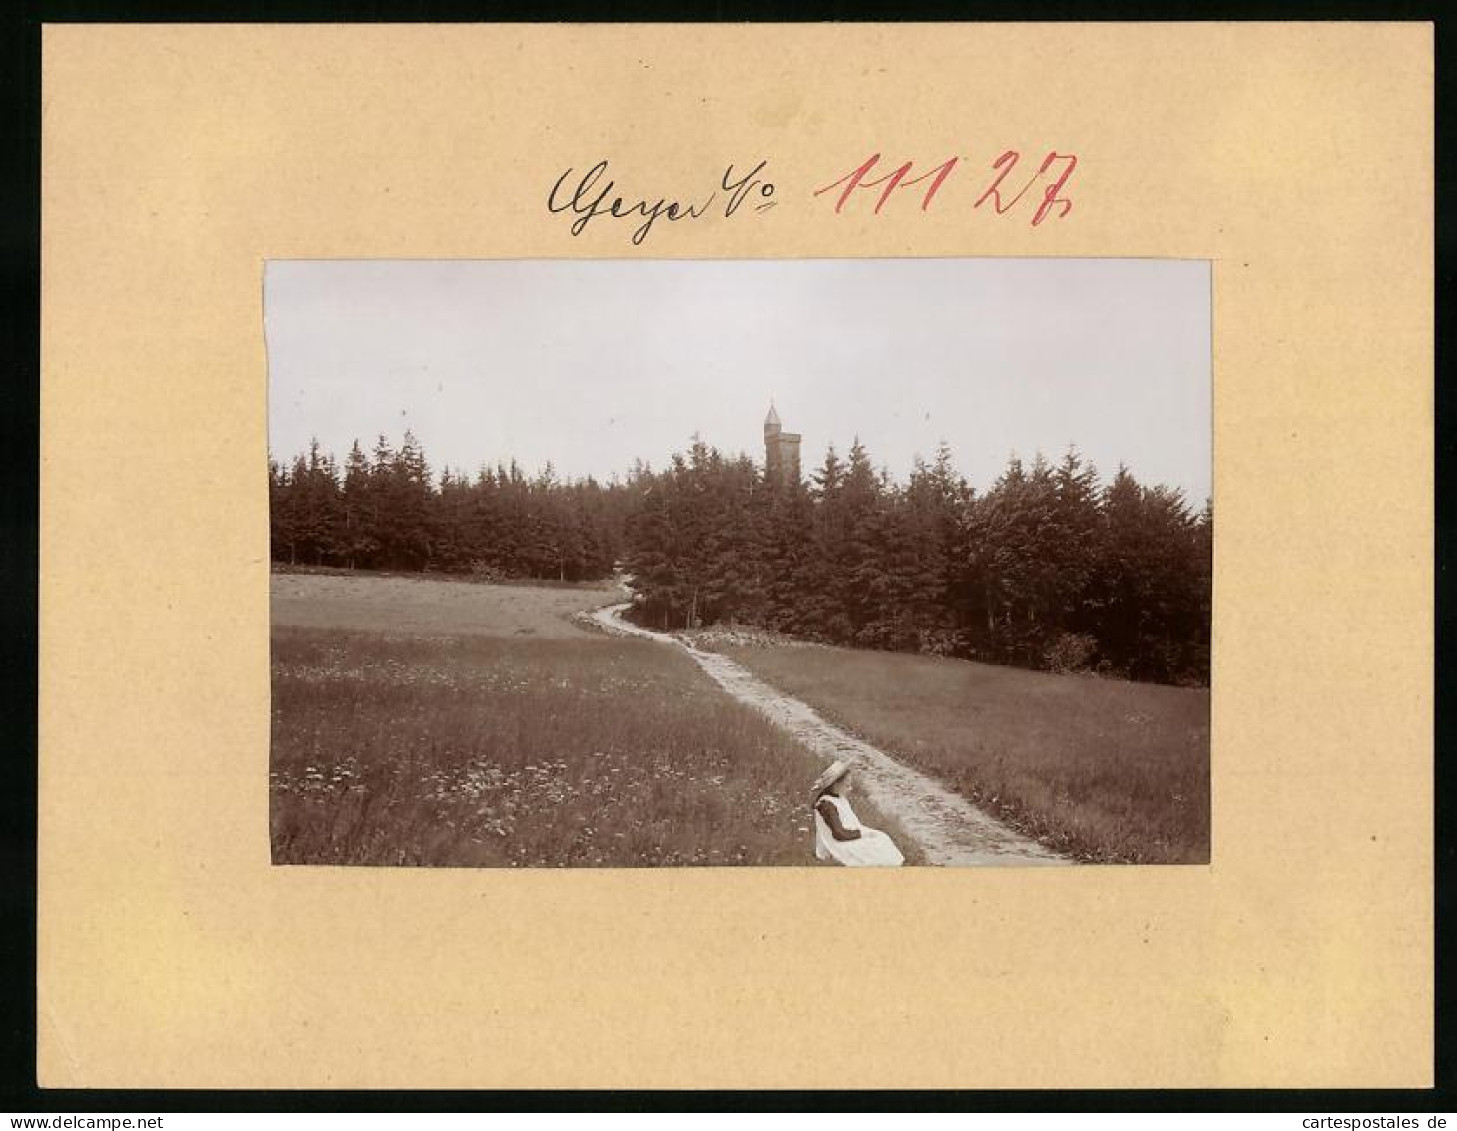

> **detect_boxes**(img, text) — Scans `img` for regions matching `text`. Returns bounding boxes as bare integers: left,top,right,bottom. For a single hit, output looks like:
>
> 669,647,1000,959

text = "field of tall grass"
271,625,919,867
722,645,1210,864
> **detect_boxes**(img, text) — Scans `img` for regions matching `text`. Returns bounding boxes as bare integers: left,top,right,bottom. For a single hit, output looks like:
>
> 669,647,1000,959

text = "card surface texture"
38,23,1433,1089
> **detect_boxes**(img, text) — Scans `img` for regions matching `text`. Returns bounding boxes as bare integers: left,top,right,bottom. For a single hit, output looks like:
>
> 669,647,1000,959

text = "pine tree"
268,456,300,565
1048,445,1101,648
339,440,377,569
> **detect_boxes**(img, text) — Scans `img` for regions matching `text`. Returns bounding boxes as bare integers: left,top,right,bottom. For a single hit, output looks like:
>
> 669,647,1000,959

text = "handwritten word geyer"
546,152,1078,245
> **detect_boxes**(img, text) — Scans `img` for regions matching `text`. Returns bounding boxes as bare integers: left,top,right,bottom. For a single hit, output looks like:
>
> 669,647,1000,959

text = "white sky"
265,258,1211,502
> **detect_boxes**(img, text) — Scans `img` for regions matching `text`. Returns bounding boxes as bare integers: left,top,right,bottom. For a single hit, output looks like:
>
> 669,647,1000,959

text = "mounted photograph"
266,258,1211,868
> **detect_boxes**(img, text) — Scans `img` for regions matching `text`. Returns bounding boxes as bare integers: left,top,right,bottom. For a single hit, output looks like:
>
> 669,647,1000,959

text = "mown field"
270,574,917,866
723,645,1210,864
271,570,618,638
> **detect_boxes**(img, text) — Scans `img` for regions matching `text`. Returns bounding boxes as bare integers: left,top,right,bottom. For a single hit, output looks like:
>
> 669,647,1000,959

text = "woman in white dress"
812,760,905,867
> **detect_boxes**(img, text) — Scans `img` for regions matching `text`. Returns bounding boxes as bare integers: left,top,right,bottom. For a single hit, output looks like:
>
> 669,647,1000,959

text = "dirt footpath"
590,601,1069,867
271,572,615,638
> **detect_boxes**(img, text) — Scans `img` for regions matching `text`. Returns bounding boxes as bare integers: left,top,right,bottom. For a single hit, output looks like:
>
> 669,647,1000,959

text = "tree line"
270,431,1210,685
621,436,1210,686
268,433,629,582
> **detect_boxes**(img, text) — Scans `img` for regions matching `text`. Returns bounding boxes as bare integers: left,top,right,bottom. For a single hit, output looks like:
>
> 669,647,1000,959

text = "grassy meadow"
723,645,1210,864
270,570,618,639
270,574,917,867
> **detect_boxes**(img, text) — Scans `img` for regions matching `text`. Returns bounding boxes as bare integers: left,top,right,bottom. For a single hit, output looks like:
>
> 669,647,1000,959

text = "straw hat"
811,760,851,796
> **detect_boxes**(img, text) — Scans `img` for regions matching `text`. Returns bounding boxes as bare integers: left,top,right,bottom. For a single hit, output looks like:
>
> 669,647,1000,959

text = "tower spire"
763,401,800,487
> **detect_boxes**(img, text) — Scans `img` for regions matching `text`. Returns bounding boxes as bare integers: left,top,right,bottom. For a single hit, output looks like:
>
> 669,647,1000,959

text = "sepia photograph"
266,258,1211,869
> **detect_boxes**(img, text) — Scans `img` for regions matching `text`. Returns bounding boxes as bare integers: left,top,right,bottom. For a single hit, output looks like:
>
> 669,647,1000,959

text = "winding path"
589,601,1069,867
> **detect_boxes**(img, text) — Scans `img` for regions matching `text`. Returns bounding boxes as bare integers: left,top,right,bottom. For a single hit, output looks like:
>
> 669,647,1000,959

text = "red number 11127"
813,151,1077,226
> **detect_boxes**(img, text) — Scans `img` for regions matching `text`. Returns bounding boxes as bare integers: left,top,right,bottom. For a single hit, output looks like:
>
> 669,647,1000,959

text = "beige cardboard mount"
39,24,1432,1088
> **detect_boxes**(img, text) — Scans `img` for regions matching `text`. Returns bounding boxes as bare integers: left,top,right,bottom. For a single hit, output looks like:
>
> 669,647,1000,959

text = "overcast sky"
266,258,1211,502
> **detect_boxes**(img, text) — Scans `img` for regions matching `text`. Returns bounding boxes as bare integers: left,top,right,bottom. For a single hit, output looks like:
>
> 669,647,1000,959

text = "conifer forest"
270,431,1211,686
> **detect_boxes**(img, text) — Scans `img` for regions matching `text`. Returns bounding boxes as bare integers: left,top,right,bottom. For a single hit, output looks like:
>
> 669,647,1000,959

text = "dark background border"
2,1,1446,1112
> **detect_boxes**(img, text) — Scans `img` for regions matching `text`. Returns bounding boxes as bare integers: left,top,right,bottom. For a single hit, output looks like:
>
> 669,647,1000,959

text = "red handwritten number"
1031,153,1076,226
974,150,1077,225
902,157,959,212
973,151,1031,214
814,154,960,214
814,153,881,213
818,150,1077,224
